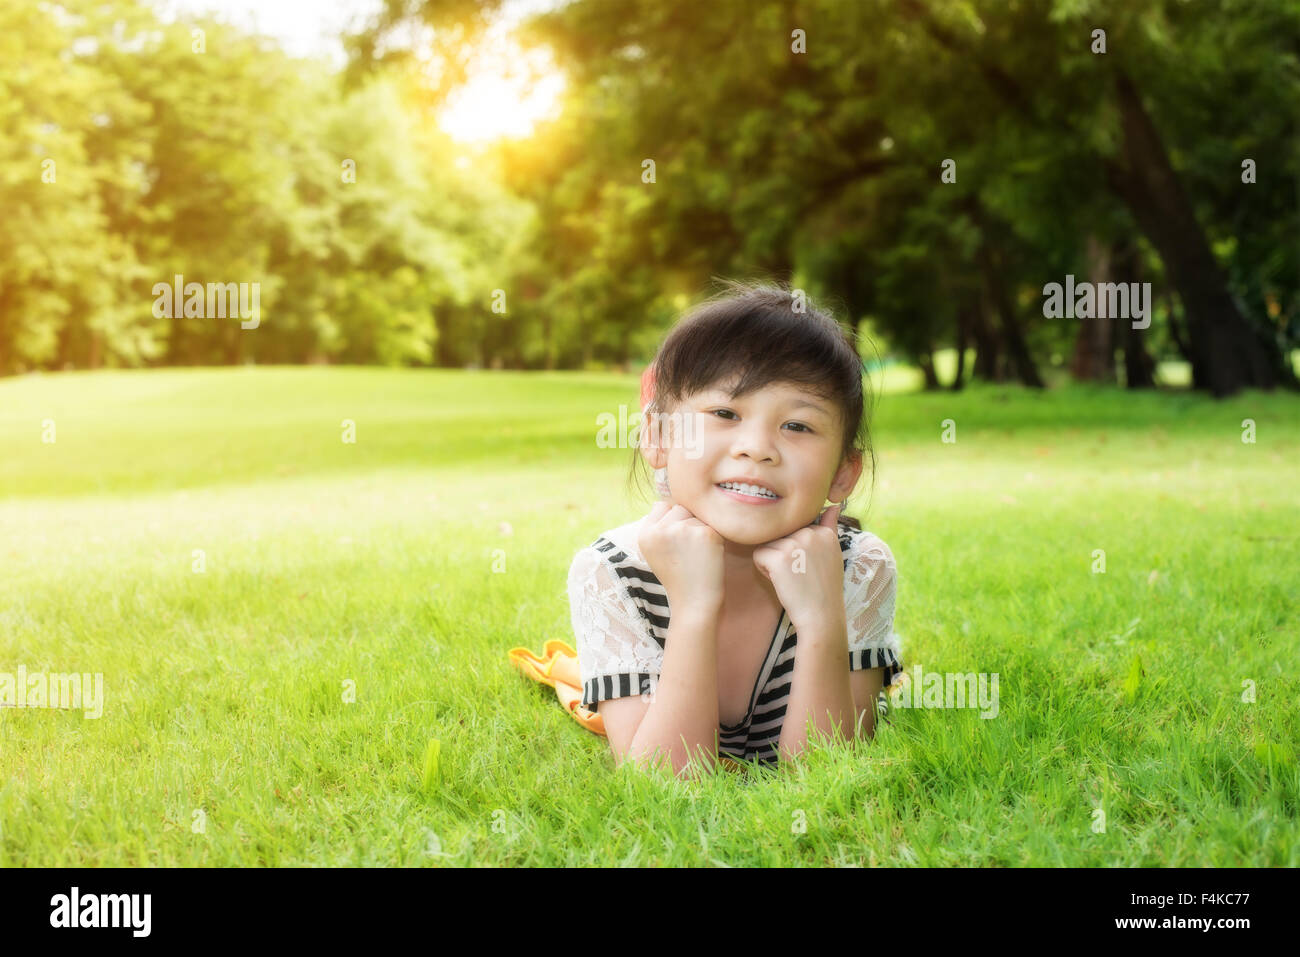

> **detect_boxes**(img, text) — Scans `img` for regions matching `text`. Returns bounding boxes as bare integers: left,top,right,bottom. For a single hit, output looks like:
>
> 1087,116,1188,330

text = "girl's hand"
637,500,726,617
751,503,845,633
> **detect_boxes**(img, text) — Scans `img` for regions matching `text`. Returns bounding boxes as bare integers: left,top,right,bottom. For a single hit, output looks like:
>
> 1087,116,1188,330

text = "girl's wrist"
790,608,845,639
672,596,723,621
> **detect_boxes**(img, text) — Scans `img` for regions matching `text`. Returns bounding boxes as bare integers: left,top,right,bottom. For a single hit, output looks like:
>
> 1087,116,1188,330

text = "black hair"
628,278,879,531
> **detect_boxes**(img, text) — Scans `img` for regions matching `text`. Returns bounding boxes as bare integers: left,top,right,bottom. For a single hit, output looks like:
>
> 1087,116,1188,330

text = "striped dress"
566,517,902,767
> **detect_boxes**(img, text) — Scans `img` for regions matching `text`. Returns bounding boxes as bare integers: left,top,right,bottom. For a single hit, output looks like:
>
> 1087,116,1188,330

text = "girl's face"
642,377,863,546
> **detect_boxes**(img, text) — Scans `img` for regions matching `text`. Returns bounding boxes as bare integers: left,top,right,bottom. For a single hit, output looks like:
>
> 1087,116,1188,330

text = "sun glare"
437,34,566,144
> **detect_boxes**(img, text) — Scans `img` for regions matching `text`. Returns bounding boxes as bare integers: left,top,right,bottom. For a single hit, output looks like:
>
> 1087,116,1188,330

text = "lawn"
1,366,1296,865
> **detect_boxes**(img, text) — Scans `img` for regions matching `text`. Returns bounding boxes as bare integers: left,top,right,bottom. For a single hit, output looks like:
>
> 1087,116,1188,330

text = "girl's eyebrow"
788,398,831,417
702,390,831,419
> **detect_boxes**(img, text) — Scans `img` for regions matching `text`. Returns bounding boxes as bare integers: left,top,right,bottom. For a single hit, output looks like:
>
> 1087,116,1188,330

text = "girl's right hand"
637,500,725,615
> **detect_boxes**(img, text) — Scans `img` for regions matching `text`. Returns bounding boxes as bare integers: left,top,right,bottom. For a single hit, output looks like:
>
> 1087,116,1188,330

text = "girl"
566,280,902,778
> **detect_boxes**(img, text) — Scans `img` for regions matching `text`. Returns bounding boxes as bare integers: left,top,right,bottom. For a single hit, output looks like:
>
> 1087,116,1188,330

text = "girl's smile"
714,481,783,504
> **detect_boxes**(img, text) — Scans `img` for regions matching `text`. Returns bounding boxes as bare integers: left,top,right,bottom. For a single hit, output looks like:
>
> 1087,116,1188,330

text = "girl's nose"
730,425,778,464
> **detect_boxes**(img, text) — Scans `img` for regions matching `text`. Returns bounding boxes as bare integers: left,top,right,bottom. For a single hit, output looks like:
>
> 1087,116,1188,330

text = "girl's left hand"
752,503,845,633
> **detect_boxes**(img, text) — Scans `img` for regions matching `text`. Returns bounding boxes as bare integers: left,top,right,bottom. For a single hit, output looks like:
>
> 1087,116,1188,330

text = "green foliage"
4,0,1299,379
484,0,1300,376
0,0,514,372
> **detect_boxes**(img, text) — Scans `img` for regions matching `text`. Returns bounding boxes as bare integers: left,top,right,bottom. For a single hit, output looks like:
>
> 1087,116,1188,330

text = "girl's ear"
640,418,671,501
827,449,864,503
639,426,667,471
638,405,670,470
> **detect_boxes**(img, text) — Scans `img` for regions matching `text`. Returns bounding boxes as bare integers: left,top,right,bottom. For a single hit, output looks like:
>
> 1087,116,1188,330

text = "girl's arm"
849,666,886,739
776,609,857,762
620,605,723,780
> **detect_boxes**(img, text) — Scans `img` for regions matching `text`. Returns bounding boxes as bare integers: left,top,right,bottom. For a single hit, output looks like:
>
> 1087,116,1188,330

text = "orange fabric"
508,639,606,736
508,640,748,773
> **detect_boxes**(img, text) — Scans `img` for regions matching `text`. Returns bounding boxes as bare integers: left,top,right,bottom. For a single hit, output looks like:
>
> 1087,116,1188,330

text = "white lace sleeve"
567,546,664,712
844,532,903,686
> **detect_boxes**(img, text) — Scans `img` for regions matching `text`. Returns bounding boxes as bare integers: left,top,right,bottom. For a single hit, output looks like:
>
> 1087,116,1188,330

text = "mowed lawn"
1,366,1297,866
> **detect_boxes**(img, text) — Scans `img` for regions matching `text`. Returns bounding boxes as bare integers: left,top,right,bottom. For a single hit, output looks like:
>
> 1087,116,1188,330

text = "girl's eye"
709,410,812,433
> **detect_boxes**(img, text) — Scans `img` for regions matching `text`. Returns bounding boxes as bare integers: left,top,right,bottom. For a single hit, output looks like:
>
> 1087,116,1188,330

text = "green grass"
1,366,1297,866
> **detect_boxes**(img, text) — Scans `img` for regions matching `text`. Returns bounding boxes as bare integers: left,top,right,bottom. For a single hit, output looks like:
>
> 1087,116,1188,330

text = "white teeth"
718,482,778,499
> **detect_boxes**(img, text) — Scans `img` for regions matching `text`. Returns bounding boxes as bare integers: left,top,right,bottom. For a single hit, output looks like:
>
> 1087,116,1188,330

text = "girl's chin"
706,512,808,546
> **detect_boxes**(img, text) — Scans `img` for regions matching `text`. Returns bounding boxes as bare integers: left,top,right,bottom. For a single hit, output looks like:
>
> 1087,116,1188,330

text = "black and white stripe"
579,524,901,766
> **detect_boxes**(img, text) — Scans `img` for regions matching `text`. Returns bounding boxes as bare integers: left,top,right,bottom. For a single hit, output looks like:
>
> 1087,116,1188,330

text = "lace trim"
567,544,664,710
844,531,903,685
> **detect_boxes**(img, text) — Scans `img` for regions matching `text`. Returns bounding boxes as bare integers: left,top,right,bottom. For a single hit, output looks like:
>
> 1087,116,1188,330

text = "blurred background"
2,0,1298,398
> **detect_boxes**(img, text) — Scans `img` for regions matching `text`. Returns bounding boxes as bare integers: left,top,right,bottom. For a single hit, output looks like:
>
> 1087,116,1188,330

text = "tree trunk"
977,241,1043,388
1108,70,1287,397
996,351,1014,383
971,288,1001,382
950,299,970,390
224,322,242,366
1164,291,1193,364
88,329,102,370
1113,242,1156,389
0,285,13,374
918,348,940,390
962,194,1043,388
1069,234,1116,383
165,311,184,365
580,312,594,367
